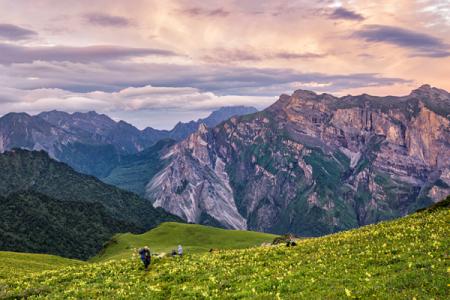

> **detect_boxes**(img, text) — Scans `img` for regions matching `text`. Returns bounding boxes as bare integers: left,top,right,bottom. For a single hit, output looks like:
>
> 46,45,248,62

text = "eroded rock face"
146,85,450,235
146,124,247,229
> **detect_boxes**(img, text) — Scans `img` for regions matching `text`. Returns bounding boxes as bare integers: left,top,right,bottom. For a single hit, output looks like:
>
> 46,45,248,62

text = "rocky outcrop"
146,124,247,229
146,85,450,235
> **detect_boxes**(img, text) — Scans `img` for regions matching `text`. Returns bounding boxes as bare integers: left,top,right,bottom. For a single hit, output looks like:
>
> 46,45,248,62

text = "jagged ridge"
146,85,450,235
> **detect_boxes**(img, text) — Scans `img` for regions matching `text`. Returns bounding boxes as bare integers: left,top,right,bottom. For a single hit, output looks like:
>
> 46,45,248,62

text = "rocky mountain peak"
146,86,450,235
197,122,208,134
410,84,449,98
408,85,450,118
1,112,32,122
86,110,99,115
292,89,318,100
117,120,137,129
38,110,70,117
205,106,257,125
416,84,432,91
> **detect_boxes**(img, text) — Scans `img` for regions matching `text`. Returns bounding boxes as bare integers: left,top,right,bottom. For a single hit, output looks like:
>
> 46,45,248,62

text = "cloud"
329,7,365,21
202,48,327,63
0,76,410,129
274,52,327,59
0,58,409,96
0,84,269,129
0,23,37,40
179,7,230,17
202,49,261,62
84,13,132,27
0,43,178,64
0,85,272,116
354,25,450,57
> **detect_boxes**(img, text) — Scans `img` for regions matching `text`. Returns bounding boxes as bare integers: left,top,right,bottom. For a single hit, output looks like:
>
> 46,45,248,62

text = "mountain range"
145,85,450,235
1,85,449,241
0,106,257,178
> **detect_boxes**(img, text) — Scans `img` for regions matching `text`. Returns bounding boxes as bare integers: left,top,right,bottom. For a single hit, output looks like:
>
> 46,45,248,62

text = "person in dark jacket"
139,246,151,271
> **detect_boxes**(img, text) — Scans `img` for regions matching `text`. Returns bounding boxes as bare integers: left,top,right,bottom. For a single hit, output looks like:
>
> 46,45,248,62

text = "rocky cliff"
146,85,450,235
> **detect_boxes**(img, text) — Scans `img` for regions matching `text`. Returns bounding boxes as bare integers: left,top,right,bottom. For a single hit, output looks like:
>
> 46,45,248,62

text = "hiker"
286,240,297,247
178,245,183,257
139,246,151,271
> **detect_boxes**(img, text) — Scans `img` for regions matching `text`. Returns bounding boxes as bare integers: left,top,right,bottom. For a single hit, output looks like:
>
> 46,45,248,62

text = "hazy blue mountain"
168,106,258,140
0,106,257,178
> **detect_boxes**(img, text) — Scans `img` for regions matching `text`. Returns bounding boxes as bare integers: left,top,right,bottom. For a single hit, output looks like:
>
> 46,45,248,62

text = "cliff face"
146,85,450,235
147,124,247,229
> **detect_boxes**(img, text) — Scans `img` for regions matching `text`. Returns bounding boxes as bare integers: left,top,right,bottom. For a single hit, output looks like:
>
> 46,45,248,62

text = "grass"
0,251,84,280
92,222,277,262
0,202,448,299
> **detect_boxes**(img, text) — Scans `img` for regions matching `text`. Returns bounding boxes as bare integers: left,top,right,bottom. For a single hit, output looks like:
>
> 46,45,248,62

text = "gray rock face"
146,85,450,235
147,124,247,229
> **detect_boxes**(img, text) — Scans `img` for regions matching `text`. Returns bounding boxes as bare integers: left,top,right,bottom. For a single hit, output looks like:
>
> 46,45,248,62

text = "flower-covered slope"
1,197,448,299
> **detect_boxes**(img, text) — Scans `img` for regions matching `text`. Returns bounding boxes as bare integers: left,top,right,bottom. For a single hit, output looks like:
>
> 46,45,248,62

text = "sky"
0,0,449,129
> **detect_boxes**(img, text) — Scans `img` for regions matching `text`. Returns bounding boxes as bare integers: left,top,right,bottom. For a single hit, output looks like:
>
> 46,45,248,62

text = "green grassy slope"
0,191,141,260
93,222,277,262
0,149,181,259
0,251,84,280
0,149,179,230
1,200,448,299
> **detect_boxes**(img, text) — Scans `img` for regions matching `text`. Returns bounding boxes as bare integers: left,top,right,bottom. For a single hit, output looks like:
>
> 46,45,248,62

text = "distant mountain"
168,106,258,140
0,112,75,156
0,149,180,259
38,110,156,153
0,106,257,178
146,85,450,235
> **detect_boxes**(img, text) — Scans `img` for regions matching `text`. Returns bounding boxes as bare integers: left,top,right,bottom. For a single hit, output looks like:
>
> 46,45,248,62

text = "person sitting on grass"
139,246,151,271
178,245,183,257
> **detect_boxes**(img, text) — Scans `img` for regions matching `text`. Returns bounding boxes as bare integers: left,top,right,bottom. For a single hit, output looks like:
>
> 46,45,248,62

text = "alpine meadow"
1,198,448,298
0,0,449,299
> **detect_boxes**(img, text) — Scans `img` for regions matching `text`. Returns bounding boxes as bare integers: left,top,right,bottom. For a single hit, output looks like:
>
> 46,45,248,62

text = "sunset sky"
1,0,449,128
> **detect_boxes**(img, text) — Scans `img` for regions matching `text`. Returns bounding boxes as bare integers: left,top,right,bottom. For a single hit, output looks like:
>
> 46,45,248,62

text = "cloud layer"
329,7,365,21
84,13,133,27
355,25,450,57
0,24,37,40
0,43,178,64
0,0,448,128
